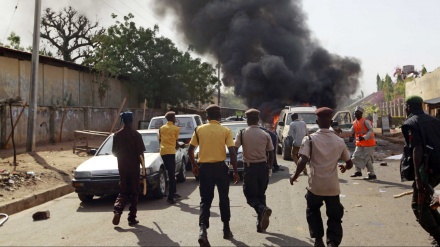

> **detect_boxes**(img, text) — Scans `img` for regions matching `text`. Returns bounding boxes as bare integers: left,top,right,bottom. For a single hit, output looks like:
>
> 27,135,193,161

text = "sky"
1,0,439,98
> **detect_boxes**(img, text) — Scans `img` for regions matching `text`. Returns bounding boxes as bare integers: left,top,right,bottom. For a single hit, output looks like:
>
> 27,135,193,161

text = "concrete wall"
0,55,135,108
406,67,440,101
0,105,166,148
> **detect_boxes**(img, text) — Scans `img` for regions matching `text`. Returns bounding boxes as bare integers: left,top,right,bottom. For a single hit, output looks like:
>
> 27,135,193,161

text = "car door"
332,110,352,129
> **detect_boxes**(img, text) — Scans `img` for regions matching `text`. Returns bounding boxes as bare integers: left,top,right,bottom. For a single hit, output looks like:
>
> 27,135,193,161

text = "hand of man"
233,172,240,184
289,174,298,185
333,128,342,134
192,164,199,177
338,164,347,173
431,195,440,210
358,136,365,141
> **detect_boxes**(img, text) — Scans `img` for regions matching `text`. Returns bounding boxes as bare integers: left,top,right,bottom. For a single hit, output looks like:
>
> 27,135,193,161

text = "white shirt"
288,120,308,147
299,128,351,196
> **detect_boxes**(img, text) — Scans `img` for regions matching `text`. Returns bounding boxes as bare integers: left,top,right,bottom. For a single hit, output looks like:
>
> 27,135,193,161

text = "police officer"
402,95,440,246
112,112,146,226
336,106,377,180
235,109,274,233
159,111,180,204
290,107,353,247
188,104,240,247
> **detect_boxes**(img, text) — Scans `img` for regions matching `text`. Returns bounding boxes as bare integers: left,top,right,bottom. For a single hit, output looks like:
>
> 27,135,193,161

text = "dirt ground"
0,137,106,208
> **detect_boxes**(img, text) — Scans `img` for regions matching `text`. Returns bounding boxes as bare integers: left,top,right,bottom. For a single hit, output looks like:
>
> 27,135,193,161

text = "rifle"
418,145,434,208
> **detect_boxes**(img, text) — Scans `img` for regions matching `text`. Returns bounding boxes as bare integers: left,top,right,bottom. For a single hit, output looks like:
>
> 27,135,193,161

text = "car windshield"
286,113,317,124
96,133,160,155
221,123,248,139
149,117,195,135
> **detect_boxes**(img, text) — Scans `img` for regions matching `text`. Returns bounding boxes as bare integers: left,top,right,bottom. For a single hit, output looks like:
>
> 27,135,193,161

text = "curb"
0,184,74,215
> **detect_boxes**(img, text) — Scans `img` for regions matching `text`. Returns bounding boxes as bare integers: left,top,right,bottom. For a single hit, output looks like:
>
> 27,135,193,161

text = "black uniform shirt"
112,126,146,173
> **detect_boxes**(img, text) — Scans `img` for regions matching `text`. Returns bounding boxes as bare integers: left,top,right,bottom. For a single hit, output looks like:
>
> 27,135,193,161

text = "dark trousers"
272,151,279,169
306,190,344,246
243,163,269,214
162,154,176,199
114,171,140,220
411,174,440,242
198,162,230,228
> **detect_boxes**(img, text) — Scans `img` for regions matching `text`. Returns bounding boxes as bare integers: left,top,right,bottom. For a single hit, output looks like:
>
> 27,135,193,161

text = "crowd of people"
110,95,440,247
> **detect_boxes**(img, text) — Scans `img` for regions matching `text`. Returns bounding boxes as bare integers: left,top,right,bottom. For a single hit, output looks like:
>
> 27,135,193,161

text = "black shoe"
167,197,177,204
112,213,121,225
260,206,272,231
257,220,263,233
327,240,338,247
314,238,325,247
223,228,233,239
198,225,210,247
128,218,139,226
350,172,362,177
174,193,182,199
272,167,280,172
363,174,377,180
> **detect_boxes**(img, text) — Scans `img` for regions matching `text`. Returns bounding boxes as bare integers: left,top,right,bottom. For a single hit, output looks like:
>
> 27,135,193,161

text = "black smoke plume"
153,0,361,121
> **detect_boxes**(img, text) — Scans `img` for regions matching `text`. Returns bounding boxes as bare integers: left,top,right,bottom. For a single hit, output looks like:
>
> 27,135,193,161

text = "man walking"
188,104,240,247
401,95,440,246
235,109,274,233
336,106,377,180
290,107,353,247
159,111,181,204
289,113,309,175
260,126,280,172
112,112,146,226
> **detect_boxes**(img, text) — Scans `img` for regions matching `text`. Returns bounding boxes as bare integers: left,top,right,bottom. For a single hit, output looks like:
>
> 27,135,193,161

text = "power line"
100,0,123,16
3,0,20,42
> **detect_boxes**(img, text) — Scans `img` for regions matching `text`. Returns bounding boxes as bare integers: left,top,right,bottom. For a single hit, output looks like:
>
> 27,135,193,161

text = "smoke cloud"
153,0,361,121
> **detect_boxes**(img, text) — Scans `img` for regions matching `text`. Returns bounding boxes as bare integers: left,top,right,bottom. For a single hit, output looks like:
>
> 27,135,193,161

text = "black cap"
120,111,133,124
205,104,221,112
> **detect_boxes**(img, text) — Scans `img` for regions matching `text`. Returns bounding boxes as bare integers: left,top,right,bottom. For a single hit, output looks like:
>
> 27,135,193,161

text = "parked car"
71,129,187,202
222,116,247,122
148,114,203,169
193,121,246,179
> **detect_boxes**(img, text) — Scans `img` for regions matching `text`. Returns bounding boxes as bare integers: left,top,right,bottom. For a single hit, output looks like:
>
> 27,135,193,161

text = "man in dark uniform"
188,104,240,247
260,126,280,172
112,112,146,226
402,95,440,246
235,109,274,233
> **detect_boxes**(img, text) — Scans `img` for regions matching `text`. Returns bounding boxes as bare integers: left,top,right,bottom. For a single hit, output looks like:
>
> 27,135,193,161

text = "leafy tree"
40,6,104,62
88,14,217,108
421,65,428,76
382,74,394,101
6,32,22,50
376,74,383,92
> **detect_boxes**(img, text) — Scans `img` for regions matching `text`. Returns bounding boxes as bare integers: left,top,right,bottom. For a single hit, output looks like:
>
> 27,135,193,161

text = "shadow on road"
114,221,179,246
28,152,71,184
263,232,312,246
364,179,413,190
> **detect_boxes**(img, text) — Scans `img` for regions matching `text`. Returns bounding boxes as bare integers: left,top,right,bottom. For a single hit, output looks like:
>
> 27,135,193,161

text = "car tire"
282,141,292,161
176,159,186,183
153,168,167,199
276,141,282,155
78,193,93,202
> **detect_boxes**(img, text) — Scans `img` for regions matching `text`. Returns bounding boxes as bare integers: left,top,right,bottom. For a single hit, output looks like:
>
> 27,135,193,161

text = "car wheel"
78,193,93,202
282,141,292,161
153,168,167,199
176,159,186,182
276,141,282,154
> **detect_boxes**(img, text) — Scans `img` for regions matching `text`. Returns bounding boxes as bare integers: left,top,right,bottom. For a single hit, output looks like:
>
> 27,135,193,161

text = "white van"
275,106,352,160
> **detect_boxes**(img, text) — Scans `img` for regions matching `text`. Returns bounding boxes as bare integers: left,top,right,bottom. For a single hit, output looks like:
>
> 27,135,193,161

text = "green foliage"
6,32,23,50
363,103,379,116
87,13,217,109
421,65,427,76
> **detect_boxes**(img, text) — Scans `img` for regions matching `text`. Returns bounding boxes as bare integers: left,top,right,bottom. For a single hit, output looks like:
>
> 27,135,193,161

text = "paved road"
0,151,432,246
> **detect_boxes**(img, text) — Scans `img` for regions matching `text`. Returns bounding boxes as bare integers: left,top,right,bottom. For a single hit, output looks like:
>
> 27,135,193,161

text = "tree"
6,32,22,50
88,14,217,108
421,65,428,76
40,6,104,62
376,74,383,92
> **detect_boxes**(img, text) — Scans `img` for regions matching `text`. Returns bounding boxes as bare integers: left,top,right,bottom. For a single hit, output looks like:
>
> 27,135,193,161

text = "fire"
272,114,280,130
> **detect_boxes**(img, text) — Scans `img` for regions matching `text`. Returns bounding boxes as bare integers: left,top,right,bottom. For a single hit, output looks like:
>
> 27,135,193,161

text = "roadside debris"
0,213,8,226
32,210,50,221
380,162,388,166
1,170,42,192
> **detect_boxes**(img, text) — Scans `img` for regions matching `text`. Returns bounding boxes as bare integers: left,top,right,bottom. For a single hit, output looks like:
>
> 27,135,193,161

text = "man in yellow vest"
336,106,377,180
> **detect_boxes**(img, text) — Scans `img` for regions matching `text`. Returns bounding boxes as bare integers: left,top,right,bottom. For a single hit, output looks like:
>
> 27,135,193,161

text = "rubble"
0,170,41,192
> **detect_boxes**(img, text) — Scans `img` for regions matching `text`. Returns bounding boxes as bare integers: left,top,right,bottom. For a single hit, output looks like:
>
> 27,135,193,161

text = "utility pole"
216,61,221,106
26,0,42,152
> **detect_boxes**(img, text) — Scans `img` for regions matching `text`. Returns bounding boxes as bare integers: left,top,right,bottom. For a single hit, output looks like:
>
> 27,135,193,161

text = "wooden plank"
5,102,27,148
110,97,126,133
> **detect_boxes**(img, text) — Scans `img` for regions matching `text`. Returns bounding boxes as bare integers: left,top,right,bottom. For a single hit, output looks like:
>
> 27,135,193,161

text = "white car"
71,129,186,202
